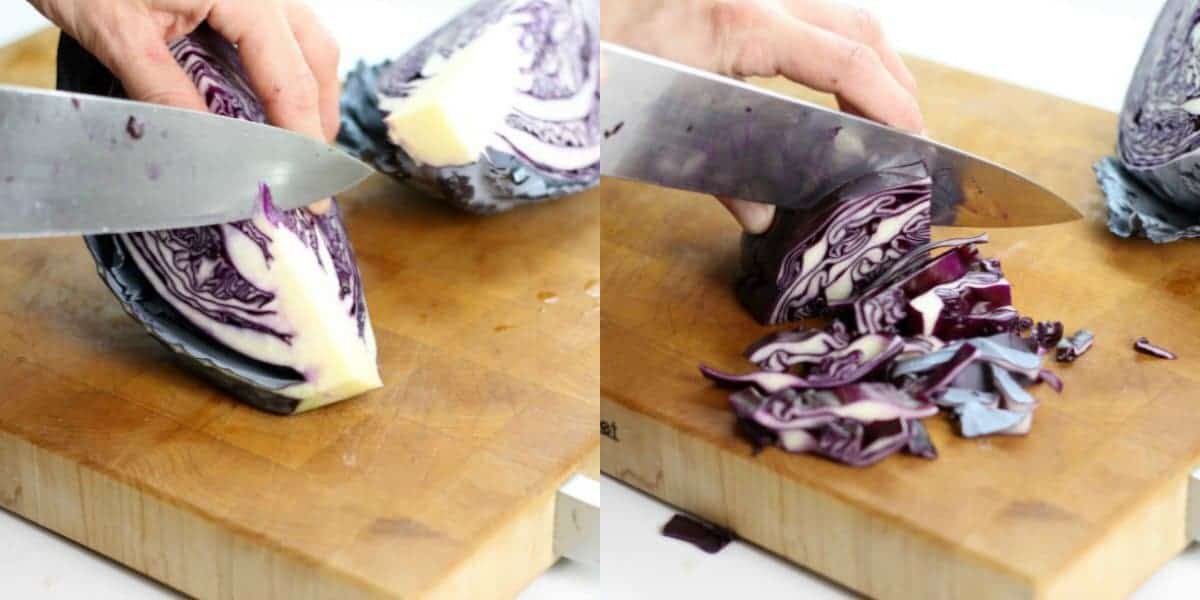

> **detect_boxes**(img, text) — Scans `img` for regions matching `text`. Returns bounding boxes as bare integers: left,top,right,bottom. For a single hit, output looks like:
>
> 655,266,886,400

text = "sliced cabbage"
728,384,936,467
57,27,382,414
738,161,931,325
338,0,599,213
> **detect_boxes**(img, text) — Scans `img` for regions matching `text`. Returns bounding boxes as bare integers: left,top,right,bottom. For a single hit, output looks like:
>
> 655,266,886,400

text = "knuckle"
840,42,882,78
851,7,883,43
709,0,771,76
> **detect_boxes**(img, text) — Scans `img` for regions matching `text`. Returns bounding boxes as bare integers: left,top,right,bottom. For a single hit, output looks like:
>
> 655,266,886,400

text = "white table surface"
0,1,595,598
604,2,1200,600
3,1,1198,599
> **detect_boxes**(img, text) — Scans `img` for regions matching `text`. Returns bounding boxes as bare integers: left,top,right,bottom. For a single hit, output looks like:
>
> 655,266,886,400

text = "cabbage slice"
58,27,381,414
339,0,599,213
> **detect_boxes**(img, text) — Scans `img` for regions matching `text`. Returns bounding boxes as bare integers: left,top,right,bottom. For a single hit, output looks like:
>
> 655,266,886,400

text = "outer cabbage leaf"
1095,0,1200,241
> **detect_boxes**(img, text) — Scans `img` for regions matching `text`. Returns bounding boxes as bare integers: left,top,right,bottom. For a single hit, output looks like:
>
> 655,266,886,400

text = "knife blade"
599,43,1082,228
0,85,375,238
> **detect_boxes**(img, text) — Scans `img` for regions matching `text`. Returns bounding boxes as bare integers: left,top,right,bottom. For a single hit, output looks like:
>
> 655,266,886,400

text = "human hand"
29,0,341,144
603,0,925,233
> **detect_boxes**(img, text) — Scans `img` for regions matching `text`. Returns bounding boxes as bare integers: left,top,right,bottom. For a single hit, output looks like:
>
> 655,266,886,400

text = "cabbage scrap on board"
338,0,600,213
57,28,382,415
1095,0,1200,242
706,162,1068,466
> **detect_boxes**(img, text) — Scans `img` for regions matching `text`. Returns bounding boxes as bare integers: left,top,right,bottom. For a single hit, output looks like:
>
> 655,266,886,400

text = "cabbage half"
57,28,382,415
737,161,932,325
1095,0,1200,242
338,0,599,213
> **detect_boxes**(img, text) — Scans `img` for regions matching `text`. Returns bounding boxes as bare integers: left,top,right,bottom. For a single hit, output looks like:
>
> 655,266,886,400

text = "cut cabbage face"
379,29,522,167
339,0,600,213
119,186,381,412
58,27,381,414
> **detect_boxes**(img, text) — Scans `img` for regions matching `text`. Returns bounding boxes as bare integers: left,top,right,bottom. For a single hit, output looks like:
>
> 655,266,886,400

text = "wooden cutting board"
600,56,1200,599
0,29,598,600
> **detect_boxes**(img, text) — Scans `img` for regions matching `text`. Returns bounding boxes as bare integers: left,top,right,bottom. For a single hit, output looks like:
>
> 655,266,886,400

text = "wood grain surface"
600,59,1200,598
0,29,599,600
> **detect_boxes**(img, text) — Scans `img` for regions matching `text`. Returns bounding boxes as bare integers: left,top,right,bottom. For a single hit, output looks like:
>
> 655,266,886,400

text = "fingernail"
743,203,775,235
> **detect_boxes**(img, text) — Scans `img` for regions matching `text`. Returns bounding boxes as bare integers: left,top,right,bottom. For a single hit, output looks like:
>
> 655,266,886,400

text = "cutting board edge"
1037,465,1193,599
0,429,391,600
0,425,600,600
601,394,1193,600
419,442,600,600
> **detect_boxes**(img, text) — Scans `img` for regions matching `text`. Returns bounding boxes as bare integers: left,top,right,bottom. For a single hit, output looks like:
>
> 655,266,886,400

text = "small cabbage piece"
743,324,850,372
1134,337,1178,359
737,161,932,325
1031,321,1065,354
1056,329,1095,363
338,0,599,213
838,235,1020,338
661,514,735,554
702,334,902,392
729,384,936,467
905,271,1016,339
1094,0,1200,242
58,28,382,414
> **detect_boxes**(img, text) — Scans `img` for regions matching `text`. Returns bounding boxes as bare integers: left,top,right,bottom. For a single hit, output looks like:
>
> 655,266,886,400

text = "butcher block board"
0,29,598,600
600,57,1200,599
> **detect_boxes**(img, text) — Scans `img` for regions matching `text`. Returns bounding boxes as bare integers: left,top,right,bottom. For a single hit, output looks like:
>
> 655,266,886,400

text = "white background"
0,0,1195,599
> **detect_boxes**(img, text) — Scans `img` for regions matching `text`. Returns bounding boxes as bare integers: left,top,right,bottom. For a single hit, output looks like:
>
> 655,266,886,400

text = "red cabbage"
1095,0,1200,242
714,161,1075,462
729,383,936,467
839,238,992,334
338,0,599,213
957,401,1031,438
1056,329,1095,363
662,514,735,554
916,344,981,400
1134,337,1177,359
58,28,381,414
738,161,932,325
702,334,902,392
904,271,1016,339
743,324,850,372
1031,321,1065,354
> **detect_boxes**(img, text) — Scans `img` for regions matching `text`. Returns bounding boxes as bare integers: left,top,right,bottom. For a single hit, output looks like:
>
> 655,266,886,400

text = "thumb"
716,196,776,234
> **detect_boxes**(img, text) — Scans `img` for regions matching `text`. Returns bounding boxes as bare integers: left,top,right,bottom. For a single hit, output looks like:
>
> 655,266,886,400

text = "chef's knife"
0,85,374,238
600,43,1082,228
554,474,599,567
